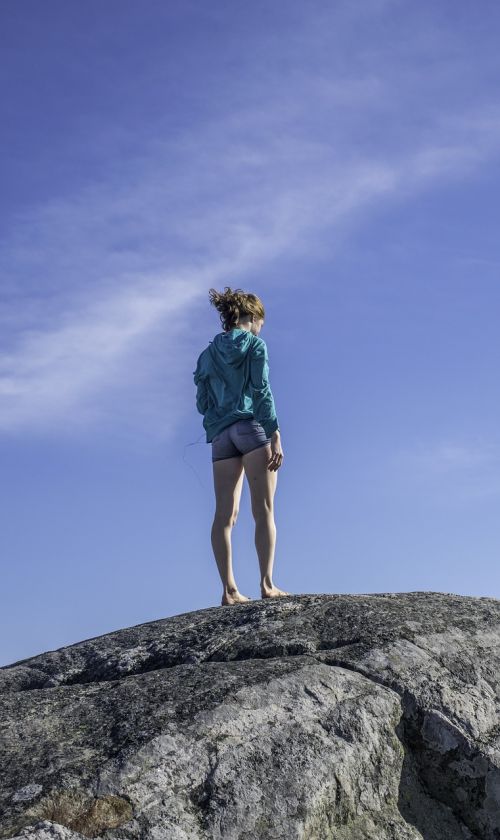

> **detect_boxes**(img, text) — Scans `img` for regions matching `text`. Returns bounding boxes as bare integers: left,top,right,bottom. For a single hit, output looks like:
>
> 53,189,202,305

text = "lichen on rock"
1,592,499,839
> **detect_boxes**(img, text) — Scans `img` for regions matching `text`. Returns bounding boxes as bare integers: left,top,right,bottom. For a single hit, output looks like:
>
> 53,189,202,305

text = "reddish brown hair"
208,286,265,332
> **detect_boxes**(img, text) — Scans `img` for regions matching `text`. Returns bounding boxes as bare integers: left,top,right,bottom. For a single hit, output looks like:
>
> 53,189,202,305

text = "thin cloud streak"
2,99,500,437
389,439,500,505
397,441,500,473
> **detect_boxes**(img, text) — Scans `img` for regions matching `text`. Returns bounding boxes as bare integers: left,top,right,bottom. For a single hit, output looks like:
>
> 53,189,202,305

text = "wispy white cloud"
397,441,499,473
0,276,194,429
2,51,500,441
390,439,500,503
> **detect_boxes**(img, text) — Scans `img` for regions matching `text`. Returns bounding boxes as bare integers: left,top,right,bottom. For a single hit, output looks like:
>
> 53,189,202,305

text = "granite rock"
1,592,499,839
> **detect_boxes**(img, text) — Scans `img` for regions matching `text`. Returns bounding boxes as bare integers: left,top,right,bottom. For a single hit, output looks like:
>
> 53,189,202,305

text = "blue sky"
1,0,499,667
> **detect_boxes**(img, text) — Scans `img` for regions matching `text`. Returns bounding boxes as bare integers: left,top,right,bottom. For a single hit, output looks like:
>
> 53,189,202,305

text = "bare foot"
221,589,252,606
260,584,292,599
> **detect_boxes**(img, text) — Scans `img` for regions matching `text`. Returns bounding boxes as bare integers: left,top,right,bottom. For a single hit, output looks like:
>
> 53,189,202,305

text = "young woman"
193,286,290,606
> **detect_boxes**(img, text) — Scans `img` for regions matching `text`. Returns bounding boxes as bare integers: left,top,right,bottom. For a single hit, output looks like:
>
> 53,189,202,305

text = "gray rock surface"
1,591,499,839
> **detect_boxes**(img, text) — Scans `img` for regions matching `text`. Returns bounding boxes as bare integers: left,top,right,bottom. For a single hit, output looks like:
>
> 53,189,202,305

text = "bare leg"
211,516,250,604
242,443,291,599
212,457,251,606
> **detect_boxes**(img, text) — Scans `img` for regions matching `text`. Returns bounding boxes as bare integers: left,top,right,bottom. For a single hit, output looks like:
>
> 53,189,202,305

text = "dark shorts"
211,418,271,462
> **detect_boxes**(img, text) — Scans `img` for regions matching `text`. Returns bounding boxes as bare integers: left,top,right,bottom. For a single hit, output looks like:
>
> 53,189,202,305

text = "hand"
268,430,284,471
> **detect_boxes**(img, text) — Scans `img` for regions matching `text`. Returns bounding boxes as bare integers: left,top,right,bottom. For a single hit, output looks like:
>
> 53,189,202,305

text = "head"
208,286,265,336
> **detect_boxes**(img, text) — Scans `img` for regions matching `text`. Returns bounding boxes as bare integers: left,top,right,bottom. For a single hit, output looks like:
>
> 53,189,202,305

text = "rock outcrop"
1,592,499,839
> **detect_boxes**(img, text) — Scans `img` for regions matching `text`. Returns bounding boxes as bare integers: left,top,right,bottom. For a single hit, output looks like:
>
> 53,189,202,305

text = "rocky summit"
1,591,499,840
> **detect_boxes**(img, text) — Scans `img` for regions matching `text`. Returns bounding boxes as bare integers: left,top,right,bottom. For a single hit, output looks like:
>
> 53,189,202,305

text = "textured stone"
0,592,499,839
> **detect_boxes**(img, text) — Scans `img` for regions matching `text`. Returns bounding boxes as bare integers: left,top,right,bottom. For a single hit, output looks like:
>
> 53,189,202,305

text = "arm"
193,360,209,415
195,378,209,415
249,338,279,438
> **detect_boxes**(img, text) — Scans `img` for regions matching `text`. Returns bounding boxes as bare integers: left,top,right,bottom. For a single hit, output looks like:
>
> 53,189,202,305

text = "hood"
194,329,253,381
210,329,253,366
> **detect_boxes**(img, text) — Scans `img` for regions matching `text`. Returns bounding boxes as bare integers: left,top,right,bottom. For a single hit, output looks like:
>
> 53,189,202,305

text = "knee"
252,502,273,521
213,509,239,527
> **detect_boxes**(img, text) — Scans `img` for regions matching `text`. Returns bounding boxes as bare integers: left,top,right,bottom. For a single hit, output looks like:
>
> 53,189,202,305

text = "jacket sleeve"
195,378,208,415
249,338,279,438
193,361,209,415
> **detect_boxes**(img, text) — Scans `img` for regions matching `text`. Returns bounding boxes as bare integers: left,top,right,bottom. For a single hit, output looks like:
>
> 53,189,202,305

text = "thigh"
212,455,245,520
242,442,277,518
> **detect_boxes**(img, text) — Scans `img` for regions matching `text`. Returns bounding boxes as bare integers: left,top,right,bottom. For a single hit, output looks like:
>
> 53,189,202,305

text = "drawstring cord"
183,433,208,489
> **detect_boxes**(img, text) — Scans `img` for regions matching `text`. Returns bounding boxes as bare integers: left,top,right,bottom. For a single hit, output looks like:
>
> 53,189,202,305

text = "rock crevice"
1,592,499,839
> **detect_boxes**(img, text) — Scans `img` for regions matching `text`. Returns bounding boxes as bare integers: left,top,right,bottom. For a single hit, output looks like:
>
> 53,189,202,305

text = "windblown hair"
208,286,265,333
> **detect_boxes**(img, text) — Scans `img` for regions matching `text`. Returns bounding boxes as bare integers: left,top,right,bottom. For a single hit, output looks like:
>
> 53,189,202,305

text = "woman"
193,286,290,606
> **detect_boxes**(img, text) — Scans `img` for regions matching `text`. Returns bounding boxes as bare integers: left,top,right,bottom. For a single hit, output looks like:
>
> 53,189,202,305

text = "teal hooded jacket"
193,327,280,443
